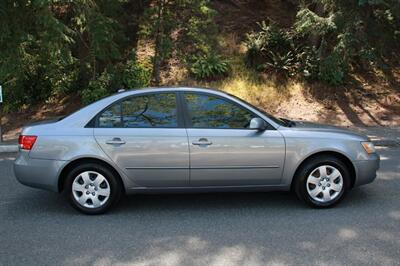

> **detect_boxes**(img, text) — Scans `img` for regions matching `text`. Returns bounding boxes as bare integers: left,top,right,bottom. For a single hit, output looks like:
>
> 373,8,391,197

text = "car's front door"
94,92,189,187
183,92,285,187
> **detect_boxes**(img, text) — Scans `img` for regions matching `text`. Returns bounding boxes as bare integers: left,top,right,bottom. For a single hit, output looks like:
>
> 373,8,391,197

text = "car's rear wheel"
294,156,350,208
65,163,122,214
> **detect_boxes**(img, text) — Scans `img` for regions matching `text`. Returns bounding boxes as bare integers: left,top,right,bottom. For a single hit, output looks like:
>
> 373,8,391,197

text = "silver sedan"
14,87,380,214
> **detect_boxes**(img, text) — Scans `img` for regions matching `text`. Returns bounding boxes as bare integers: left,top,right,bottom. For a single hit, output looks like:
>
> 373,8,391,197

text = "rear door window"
98,93,178,128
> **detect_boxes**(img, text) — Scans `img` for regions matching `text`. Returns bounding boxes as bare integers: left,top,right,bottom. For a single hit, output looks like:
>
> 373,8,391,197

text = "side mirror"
249,117,267,131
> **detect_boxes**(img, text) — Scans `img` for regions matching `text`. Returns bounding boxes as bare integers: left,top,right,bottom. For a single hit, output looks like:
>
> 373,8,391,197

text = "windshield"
226,93,289,127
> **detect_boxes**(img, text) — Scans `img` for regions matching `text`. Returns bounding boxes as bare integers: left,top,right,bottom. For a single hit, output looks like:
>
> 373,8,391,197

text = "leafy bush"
244,21,340,83
259,51,296,77
81,71,112,105
244,32,266,68
243,0,400,85
245,22,293,69
294,8,336,36
190,54,229,80
140,0,219,84
318,52,345,86
296,46,320,79
121,60,152,89
81,59,151,104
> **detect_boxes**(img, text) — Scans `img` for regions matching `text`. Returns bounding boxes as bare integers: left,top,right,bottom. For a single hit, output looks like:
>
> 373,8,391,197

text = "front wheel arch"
290,151,356,191
58,158,125,194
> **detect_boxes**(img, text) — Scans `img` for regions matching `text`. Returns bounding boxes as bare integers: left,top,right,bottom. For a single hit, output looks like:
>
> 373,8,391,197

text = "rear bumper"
353,153,380,187
13,151,65,192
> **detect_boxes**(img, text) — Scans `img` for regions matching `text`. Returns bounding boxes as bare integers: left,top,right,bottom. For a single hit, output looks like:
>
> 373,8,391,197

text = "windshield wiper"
280,118,296,127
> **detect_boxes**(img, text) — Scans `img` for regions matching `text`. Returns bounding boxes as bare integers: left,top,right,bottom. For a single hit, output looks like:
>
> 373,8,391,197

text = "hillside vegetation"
1,0,399,139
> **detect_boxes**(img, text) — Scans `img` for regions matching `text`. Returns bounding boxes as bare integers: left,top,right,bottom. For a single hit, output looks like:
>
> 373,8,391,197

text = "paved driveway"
0,148,399,266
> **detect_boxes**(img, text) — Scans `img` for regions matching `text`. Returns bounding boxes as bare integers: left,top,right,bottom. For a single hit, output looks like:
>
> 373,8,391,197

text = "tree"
141,0,217,85
0,0,147,109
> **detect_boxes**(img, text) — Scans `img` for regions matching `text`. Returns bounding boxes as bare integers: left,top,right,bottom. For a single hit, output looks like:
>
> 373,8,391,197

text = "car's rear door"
94,92,190,187
182,92,285,187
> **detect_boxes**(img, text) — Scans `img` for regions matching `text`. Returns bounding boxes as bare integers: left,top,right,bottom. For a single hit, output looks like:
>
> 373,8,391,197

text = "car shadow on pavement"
115,186,377,215
117,191,304,213
4,185,377,217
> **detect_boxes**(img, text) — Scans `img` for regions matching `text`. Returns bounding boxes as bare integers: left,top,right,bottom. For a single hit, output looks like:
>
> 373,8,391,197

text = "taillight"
18,135,37,150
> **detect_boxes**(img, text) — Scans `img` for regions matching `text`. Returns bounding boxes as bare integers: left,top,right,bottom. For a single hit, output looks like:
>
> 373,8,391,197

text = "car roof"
58,87,281,129
114,87,227,97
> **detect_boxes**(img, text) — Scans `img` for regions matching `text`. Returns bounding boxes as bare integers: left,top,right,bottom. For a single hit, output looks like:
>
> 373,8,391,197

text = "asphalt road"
0,148,399,266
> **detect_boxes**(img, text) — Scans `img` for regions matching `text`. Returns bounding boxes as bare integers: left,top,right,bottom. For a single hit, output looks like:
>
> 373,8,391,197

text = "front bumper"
353,152,380,187
13,151,65,192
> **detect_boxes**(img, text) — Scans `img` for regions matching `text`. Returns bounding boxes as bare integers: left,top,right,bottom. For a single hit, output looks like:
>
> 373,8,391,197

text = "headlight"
361,141,376,154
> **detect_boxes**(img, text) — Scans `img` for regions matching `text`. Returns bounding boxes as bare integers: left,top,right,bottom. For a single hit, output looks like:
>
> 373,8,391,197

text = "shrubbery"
318,52,345,86
0,0,224,110
244,20,347,84
190,54,229,80
1,0,399,111
81,58,151,104
245,22,293,70
244,0,400,85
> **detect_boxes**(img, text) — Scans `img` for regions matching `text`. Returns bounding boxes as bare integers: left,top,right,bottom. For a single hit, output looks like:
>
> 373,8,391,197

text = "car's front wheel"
65,163,122,214
294,156,351,208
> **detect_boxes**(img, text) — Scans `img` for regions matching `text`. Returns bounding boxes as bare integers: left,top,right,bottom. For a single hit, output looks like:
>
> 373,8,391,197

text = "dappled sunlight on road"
378,155,390,161
60,222,400,266
338,228,358,241
388,210,400,220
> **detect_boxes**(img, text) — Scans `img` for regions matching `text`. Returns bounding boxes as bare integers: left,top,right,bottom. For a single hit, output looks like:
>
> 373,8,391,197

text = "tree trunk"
151,0,165,86
310,2,325,49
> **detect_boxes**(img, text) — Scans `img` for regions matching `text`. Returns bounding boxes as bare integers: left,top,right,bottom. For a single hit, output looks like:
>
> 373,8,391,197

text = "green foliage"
1,0,399,110
81,70,112,105
295,8,336,36
190,54,229,80
0,0,76,110
178,1,218,56
244,31,266,68
358,0,386,5
245,22,293,70
141,0,220,83
318,52,345,86
0,0,147,110
81,58,151,104
259,51,296,77
121,60,152,89
245,22,316,79
296,46,320,79
256,21,291,48
244,0,400,85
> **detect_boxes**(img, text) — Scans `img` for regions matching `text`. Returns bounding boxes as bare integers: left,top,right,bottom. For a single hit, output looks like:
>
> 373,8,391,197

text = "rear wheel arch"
291,151,356,190
58,157,125,193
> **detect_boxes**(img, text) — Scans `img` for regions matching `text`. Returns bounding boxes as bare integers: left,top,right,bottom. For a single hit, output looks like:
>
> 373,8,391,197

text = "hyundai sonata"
14,87,380,214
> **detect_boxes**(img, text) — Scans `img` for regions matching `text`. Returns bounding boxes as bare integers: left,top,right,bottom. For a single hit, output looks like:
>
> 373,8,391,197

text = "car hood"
283,120,369,141
293,120,341,130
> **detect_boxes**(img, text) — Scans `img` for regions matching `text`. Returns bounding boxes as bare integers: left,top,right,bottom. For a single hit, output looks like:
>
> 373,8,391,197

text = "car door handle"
192,138,212,146
106,138,126,145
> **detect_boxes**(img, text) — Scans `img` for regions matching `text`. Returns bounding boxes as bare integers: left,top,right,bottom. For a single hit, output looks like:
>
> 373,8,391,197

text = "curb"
0,145,19,153
372,140,399,147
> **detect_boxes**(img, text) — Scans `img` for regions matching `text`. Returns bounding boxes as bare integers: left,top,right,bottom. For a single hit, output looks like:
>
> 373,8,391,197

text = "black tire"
293,155,351,208
64,163,122,214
